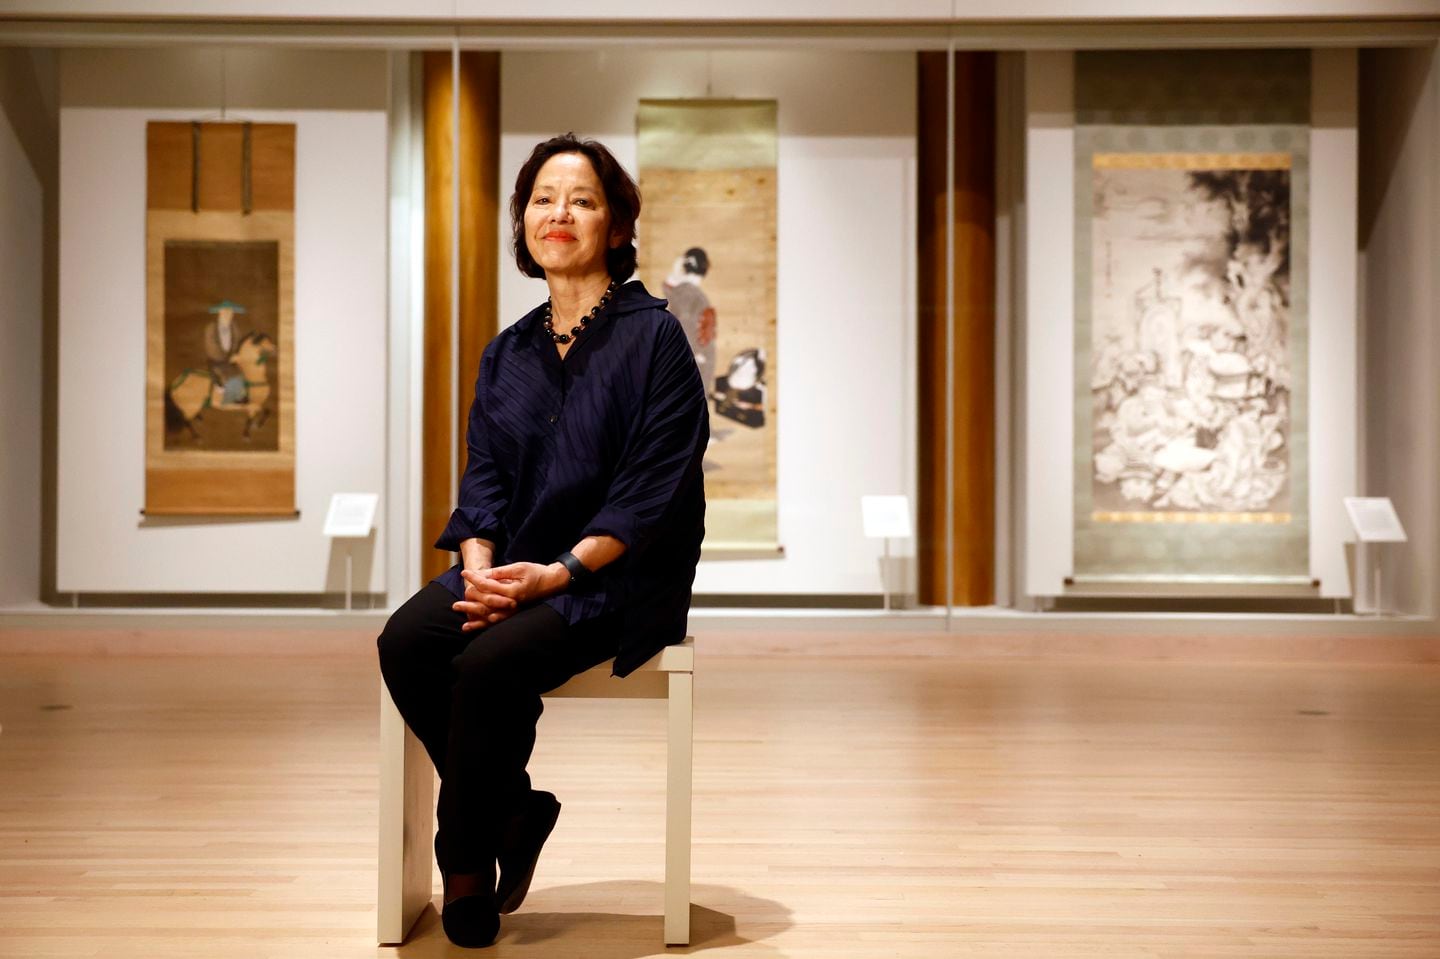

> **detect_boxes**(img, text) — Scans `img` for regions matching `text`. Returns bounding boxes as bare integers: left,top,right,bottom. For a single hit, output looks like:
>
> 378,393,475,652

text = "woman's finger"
460,577,520,605
483,563,538,584
461,607,513,632
463,564,515,587
462,579,516,605
472,578,525,600
452,599,513,618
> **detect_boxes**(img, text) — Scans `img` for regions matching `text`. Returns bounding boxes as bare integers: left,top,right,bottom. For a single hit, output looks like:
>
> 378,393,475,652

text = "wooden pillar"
421,51,500,585
917,52,996,607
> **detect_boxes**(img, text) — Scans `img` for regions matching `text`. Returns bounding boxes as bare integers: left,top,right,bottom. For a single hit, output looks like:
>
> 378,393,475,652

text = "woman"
663,247,718,396
377,134,708,948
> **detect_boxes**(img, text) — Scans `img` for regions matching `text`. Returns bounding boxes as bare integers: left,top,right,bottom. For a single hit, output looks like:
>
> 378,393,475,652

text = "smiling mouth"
543,232,576,241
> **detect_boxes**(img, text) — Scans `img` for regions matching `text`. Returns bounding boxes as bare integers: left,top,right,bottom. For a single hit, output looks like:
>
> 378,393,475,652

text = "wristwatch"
554,551,593,589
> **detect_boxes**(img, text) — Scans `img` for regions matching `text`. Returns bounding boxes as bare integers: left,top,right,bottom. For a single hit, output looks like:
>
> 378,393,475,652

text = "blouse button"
548,413,559,424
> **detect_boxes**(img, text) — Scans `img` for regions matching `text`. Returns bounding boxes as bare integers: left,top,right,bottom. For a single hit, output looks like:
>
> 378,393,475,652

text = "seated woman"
377,133,709,949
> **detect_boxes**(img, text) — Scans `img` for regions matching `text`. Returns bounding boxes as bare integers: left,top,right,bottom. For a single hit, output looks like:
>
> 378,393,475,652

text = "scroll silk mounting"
145,120,297,516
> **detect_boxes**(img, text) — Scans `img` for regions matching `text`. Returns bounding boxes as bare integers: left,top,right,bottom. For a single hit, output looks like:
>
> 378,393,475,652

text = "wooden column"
421,51,500,585
917,52,996,607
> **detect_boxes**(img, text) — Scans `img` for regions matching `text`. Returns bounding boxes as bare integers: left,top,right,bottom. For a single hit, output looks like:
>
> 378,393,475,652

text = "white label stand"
880,537,893,612
324,493,380,612
1358,541,1401,618
1372,544,1382,618
1343,497,1406,618
862,495,913,612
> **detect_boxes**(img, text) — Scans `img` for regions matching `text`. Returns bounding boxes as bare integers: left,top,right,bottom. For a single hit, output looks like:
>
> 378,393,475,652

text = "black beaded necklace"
543,281,616,344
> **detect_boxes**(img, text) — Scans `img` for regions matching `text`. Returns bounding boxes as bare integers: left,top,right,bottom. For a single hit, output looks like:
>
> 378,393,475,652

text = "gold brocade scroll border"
1093,511,1293,524
1092,152,1292,171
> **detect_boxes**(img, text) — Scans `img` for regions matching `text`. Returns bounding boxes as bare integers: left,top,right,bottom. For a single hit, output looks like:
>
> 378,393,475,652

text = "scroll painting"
1073,51,1310,582
145,121,296,515
637,100,779,554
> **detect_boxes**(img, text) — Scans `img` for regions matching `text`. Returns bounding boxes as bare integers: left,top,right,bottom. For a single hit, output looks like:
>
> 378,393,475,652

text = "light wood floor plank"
0,651,1437,957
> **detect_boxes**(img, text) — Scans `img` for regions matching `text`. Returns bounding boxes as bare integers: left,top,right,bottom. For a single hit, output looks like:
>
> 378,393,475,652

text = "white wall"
1308,48,1359,599
1021,50,1074,599
0,79,44,606
1359,44,1439,618
499,50,917,596
1021,49,1361,598
55,48,391,594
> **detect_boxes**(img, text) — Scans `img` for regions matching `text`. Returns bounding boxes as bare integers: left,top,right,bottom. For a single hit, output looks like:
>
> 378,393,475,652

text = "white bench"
377,637,695,946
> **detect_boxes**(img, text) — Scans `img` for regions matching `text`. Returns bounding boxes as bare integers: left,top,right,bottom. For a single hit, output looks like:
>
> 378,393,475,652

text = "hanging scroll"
145,121,296,515
1073,51,1310,583
638,99,779,555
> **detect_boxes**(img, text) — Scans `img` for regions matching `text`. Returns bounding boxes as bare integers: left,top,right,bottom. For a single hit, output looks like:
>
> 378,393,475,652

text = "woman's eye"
574,198,590,207
533,196,549,205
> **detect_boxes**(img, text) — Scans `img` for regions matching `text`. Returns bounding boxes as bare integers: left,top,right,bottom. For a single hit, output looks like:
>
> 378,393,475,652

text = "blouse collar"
515,279,668,352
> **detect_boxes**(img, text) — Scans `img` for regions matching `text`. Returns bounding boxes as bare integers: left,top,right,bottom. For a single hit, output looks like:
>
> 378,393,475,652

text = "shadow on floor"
393,880,792,957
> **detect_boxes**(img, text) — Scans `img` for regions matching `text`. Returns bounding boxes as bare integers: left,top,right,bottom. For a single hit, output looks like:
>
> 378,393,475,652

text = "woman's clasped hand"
454,563,568,632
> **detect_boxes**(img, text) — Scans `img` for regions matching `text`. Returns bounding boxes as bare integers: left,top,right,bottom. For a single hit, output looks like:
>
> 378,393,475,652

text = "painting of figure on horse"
161,240,281,452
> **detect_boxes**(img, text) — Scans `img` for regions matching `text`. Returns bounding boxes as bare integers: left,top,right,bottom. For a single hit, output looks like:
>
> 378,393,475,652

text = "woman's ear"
609,228,626,249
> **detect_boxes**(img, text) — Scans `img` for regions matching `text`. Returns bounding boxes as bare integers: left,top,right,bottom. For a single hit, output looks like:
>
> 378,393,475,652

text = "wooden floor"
1,648,1439,957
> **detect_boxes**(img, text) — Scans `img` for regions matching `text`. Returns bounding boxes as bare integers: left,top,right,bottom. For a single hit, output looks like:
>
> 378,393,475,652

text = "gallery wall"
55,48,391,595
33,40,1433,611
1022,48,1361,600
1020,51,1074,600
0,50,50,607
1358,45,1439,617
497,50,918,597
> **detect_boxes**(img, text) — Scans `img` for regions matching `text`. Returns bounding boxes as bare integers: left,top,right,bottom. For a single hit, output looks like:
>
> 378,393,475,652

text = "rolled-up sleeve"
583,318,709,554
433,351,510,553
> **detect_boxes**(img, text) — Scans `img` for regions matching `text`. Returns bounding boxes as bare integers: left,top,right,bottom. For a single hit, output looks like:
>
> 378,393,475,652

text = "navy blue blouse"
432,280,709,677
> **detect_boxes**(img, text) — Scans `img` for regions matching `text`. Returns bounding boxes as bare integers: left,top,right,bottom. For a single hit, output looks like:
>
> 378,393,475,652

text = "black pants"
377,582,619,875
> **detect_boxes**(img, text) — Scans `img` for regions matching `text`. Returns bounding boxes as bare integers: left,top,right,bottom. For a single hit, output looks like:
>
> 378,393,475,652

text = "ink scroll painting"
637,100,779,555
1073,51,1311,583
145,121,296,515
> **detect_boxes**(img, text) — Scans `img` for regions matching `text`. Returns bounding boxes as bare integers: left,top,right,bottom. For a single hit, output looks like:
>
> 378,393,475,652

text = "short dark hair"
682,247,710,277
509,134,641,283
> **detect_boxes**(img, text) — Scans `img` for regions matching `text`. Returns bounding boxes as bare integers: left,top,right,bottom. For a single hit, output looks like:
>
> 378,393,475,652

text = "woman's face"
523,152,618,281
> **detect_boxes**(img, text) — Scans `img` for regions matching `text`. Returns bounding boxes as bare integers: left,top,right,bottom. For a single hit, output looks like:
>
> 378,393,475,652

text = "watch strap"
555,551,592,588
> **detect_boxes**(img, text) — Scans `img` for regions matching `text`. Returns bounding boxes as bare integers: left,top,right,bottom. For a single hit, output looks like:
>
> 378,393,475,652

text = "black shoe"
441,867,500,949
441,892,500,948
497,790,562,914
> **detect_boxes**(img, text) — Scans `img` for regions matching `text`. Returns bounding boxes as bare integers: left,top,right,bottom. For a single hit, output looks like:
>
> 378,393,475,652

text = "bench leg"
665,670,693,946
378,682,434,945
